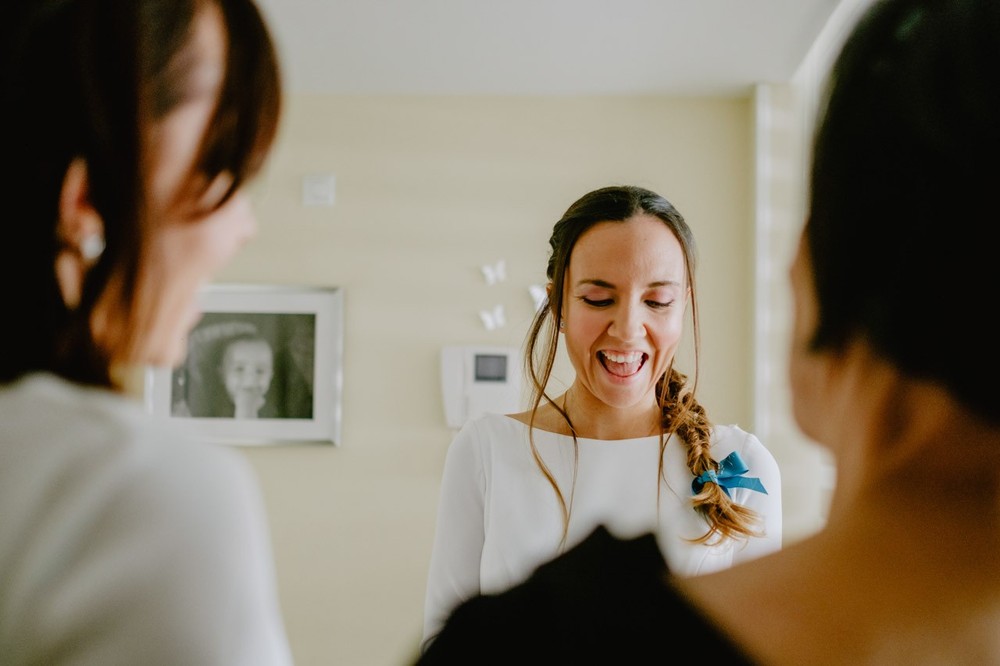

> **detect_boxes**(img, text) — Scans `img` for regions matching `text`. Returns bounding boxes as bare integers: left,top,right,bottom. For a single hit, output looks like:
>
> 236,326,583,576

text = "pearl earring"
80,234,105,262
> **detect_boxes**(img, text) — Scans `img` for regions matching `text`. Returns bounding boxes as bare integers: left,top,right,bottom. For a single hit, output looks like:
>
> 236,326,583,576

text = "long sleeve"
420,420,488,651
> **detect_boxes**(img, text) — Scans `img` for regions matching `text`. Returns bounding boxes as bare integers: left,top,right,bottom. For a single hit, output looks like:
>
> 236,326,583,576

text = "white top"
422,412,782,648
0,374,292,665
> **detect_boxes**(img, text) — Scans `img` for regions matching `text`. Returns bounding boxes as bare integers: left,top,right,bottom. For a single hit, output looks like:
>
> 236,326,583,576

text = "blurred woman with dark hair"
0,0,290,662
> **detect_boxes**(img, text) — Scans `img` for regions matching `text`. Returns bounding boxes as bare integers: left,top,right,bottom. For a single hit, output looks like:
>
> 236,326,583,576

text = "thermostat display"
441,346,521,428
474,354,507,382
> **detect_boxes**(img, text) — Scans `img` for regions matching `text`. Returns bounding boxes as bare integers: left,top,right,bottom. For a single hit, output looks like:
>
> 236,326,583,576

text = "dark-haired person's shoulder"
416,525,757,665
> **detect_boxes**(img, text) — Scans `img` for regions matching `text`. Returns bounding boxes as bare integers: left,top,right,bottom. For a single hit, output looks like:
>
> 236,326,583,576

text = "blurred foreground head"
1,0,282,388
804,0,998,424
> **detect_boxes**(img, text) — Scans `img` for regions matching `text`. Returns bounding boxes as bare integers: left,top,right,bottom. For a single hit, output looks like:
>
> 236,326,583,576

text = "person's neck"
824,372,1000,534
553,386,661,440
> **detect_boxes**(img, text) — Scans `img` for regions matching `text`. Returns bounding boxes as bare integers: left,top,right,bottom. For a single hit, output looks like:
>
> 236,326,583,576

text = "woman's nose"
608,302,646,340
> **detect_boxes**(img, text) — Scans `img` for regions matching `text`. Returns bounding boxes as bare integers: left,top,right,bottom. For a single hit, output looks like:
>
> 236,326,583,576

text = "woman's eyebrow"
575,279,681,289
575,278,615,289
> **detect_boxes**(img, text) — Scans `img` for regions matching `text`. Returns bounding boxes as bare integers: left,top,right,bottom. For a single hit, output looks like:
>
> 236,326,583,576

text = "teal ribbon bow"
691,451,768,498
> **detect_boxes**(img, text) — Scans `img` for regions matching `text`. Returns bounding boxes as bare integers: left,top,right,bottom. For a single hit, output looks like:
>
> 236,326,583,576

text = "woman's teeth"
599,351,645,376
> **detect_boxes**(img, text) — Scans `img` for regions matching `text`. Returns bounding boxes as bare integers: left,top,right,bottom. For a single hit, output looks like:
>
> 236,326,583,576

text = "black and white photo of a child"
219,332,274,419
171,312,315,420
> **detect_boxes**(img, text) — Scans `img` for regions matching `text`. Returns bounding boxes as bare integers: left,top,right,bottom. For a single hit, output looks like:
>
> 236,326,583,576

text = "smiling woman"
420,184,782,653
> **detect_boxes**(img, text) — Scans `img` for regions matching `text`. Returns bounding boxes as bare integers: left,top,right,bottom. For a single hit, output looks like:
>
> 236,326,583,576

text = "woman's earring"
80,234,105,262
558,320,565,330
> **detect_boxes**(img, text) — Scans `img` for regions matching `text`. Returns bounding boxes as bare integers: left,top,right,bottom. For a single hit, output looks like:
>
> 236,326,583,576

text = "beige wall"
219,94,773,665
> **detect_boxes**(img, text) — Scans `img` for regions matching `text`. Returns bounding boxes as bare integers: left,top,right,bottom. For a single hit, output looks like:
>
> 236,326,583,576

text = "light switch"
302,172,336,206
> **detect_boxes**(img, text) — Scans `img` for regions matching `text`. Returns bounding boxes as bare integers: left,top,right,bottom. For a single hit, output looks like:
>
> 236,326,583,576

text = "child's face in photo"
222,338,274,403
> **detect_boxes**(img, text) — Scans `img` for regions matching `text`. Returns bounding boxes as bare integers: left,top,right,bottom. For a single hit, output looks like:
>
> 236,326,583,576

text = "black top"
416,525,757,664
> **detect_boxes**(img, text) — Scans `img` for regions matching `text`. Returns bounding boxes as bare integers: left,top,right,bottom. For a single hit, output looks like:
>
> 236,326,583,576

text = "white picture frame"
146,284,344,445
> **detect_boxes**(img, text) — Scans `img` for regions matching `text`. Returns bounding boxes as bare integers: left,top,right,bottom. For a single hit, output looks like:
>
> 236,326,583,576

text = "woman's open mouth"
598,350,647,377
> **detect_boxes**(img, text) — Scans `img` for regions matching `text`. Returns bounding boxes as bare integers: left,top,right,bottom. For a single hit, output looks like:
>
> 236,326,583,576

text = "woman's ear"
54,158,105,309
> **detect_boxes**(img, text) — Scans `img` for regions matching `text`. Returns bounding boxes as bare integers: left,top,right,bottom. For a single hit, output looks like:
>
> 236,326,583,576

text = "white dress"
0,374,292,665
422,412,782,649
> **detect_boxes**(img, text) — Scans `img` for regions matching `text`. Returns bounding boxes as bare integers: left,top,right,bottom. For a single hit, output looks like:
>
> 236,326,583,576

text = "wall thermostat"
440,346,522,429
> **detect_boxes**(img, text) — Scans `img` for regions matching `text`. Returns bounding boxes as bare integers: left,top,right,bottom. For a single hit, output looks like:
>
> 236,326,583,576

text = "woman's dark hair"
807,0,998,424
1,0,281,387
525,185,764,547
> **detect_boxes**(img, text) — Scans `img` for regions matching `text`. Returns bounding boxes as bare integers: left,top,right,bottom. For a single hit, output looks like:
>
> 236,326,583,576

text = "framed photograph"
146,284,344,445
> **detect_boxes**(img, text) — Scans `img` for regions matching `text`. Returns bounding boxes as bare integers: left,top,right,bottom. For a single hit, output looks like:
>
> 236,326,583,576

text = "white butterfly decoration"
481,259,507,285
479,304,506,330
528,284,546,311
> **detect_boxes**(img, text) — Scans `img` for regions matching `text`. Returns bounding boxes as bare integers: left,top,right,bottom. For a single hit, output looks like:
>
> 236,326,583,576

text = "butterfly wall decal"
527,284,546,311
479,304,506,330
480,259,506,285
